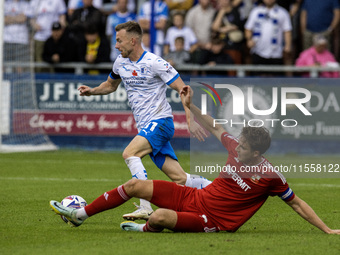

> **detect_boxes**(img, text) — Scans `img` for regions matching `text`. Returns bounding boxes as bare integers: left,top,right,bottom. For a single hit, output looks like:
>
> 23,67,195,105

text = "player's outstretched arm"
78,76,121,96
180,86,225,142
285,195,340,234
170,78,206,141
169,77,192,124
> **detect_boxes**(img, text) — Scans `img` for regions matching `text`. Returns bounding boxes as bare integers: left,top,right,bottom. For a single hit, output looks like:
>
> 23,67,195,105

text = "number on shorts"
145,122,158,132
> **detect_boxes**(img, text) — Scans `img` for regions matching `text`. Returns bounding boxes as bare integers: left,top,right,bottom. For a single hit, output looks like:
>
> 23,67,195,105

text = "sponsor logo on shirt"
121,76,147,85
132,70,137,76
250,174,261,184
225,164,251,192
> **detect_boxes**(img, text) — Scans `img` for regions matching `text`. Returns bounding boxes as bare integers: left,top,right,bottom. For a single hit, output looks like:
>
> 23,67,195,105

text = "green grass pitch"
1,150,340,255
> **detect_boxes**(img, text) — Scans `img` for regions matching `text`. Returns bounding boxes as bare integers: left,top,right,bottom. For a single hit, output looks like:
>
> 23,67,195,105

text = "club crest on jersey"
132,70,138,76
250,174,261,184
139,65,150,75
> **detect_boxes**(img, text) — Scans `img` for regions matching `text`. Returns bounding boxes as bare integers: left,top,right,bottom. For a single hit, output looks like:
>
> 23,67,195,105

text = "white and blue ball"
60,195,87,223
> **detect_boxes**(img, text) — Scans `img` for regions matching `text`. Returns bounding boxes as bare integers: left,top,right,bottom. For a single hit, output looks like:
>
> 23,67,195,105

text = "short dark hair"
84,24,99,35
175,36,185,44
115,21,143,38
240,126,271,155
172,11,185,19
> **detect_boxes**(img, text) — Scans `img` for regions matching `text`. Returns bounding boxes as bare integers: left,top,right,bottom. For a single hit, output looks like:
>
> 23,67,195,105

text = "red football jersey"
195,132,295,232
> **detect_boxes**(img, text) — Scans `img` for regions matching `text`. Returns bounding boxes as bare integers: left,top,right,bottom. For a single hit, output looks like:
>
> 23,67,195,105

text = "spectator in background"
42,22,78,73
4,0,31,73
276,0,302,74
67,0,103,17
253,0,303,74
141,29,164,58
68,0,106,45
138,0,169,57
233,0,257,25
30,0,67,70
164,36,191,67
211,0,244,66
78,24,111,74
245,0,292,76
102,0,136,15
185,0,216,64
200,38,234,76
300,0,340,50
163,12,198,56
295,34,340,78
141,29,152,52
106,0,136,61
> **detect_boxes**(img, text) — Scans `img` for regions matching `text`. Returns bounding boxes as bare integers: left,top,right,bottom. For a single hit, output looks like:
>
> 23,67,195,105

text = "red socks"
84,185,131,217
143,221,163,232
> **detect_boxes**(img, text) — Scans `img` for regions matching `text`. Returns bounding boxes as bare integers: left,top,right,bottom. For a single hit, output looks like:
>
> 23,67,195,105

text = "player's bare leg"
123,135,153,159
123,179,154,200
161,156,187,184
162,156,212,189
148,208,177,230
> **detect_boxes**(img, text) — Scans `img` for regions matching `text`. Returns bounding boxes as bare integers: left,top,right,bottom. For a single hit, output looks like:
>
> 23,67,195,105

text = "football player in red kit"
50,86,340,234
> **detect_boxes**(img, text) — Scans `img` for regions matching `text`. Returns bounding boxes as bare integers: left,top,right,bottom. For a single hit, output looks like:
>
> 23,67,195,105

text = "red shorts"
150,180,218,232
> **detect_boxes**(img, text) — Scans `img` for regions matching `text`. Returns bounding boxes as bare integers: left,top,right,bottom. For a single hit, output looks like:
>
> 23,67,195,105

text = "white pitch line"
291,183,340,188
0,158,122,165
0,176,124,182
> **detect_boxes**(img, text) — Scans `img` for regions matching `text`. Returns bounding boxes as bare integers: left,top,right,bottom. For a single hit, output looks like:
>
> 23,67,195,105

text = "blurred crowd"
4,0,340,77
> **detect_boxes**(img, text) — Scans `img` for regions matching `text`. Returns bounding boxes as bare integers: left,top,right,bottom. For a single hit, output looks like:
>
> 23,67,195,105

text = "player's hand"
78,85,92,96
190,121,207,142
33,23,42,31
327,229,340,235
52,54,60,63
180,85,193,109
247,39,255,49
283,44,292,54
85,54,96,63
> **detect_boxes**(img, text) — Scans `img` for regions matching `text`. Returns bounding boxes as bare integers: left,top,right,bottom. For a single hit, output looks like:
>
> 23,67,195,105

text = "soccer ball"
60,195,87,223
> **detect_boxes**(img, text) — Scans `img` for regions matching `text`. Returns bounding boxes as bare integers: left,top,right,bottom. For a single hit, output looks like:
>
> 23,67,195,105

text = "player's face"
235,136,257,165
115,30,133,58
